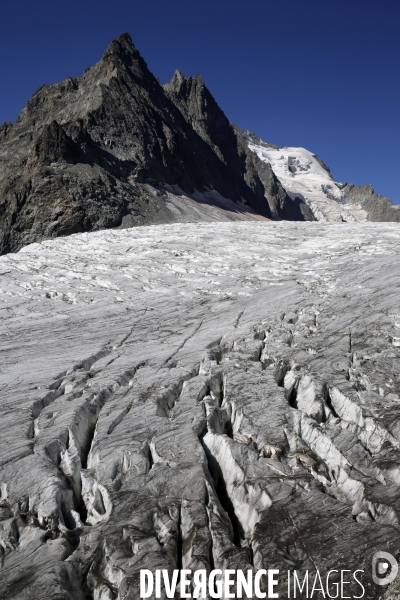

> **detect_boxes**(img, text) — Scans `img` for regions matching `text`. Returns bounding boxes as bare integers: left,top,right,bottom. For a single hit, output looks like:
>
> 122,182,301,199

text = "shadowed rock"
0,34,278,255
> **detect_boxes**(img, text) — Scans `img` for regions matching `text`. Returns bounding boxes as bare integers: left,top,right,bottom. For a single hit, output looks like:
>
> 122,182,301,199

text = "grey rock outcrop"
163,70,270,218
1,32,397,253
312,152,332,175
341,183,400,222
249,153,316,221
0,34,278,255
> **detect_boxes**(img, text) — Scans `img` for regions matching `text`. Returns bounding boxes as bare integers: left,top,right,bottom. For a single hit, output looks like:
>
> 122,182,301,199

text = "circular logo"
372,552,398,586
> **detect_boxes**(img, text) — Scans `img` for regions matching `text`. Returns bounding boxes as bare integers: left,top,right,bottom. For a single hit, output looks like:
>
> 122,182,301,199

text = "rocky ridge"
235,126,399,223
339,183,400,221
0,34,313,255
5,32,397,255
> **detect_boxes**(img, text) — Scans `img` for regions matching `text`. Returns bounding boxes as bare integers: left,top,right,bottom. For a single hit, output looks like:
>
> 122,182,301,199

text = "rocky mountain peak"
165,70,207,106
6,31,394,256
0,33,281,254
165,68,187,91
164,69,235,162
102,32,136,57
101,32,149,75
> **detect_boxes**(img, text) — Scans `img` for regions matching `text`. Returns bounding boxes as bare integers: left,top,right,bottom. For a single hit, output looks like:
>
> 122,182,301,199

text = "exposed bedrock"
0,34,283,256
1,221,400,598
1,33,397,257
340,184,400,222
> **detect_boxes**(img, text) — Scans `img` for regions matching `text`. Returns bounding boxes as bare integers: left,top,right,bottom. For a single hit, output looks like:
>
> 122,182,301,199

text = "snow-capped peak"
237,127,368,222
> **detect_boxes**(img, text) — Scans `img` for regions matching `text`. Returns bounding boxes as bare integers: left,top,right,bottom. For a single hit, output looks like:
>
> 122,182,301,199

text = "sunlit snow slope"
240,130,369,222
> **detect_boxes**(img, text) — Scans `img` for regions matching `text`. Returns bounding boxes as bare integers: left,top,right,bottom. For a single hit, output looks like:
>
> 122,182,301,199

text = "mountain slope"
0,32,398,255
235,126,400,222
164,70,306,220
340,183,400,221
0,34,288,255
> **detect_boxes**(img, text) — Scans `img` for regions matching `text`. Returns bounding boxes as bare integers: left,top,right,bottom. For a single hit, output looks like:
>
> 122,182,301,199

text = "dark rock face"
233,125,314,220
1,32,397,255
164,70,270,216
0,34,279,255
163,70,271,218
251,154,316,221
164,70,238,165
341,183,400,222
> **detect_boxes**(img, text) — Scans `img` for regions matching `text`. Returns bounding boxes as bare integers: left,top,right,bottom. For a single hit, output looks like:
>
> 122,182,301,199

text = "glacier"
1,222,400,598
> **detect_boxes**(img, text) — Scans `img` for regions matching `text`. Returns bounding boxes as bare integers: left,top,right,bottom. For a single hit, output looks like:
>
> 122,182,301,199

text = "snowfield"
1,222,400,598
247,140,369,222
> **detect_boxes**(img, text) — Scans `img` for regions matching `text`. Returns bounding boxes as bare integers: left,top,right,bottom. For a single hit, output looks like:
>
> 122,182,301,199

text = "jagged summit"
164,68,190,89
164,70,304,219
164,70,207,100
102,31,138,61
100,31,158,88
165,68,240,164
0,33,291,254
0,33,397,255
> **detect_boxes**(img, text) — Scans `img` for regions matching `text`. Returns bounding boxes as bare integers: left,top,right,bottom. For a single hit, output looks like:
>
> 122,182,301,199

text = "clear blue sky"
1,0,399,202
